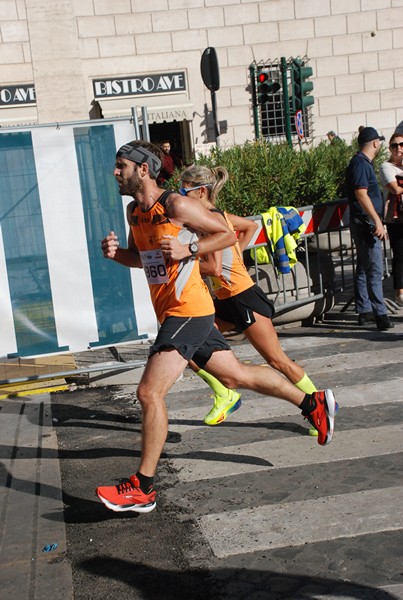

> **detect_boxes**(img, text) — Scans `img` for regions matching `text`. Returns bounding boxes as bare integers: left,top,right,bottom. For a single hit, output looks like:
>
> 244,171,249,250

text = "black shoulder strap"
158,190,176,207
210,207,225,217
126,199,137,224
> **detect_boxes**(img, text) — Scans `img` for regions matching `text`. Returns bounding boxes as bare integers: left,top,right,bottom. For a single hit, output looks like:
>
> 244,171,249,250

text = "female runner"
180,164,320,436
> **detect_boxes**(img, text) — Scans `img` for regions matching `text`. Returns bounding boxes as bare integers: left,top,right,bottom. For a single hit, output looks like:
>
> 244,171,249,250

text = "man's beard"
119,173,144,197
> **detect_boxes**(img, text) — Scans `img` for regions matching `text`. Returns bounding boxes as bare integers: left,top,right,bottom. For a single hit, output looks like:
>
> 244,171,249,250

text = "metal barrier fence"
244,213,326,319
246,199,397,320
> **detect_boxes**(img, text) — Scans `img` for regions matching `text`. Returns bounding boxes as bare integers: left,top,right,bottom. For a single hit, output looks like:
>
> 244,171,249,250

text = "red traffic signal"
256,69,281,105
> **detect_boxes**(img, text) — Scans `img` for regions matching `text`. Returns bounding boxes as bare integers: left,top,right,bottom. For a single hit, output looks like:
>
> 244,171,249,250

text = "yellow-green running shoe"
203,390,242,426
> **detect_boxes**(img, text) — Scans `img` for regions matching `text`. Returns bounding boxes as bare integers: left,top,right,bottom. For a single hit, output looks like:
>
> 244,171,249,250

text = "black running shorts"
213,284,275,332
149,314,230,368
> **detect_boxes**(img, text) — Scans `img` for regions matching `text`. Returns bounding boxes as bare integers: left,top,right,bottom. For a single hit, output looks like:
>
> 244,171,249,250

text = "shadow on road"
80,556,398,600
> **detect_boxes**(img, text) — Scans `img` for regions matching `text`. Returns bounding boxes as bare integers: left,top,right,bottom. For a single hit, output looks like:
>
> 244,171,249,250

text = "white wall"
0,0,402,144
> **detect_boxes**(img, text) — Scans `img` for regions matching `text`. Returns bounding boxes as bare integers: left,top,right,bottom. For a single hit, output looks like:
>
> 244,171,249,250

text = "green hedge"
170,139,387,216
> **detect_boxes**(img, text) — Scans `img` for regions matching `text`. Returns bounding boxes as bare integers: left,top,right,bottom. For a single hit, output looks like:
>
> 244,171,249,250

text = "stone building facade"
0,0,402,159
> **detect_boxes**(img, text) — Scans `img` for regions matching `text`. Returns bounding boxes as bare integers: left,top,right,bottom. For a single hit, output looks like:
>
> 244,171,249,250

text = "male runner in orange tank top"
96,140,337,514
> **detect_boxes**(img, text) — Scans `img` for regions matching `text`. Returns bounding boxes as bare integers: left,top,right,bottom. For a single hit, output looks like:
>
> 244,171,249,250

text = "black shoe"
376,314,395,331
358,312,375,326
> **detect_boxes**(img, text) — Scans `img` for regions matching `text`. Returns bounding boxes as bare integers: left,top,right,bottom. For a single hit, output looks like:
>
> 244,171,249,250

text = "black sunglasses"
390,142,403,149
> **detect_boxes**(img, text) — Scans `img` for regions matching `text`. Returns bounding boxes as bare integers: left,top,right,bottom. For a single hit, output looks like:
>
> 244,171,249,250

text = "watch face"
190,242,198,254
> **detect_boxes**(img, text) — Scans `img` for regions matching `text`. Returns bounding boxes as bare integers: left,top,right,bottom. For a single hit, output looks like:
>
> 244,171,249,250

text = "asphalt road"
51,308,403,600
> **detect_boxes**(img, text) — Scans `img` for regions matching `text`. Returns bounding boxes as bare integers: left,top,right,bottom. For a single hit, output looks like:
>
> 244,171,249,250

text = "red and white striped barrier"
247,218,268,248
311,201,350,233
299,207,314,234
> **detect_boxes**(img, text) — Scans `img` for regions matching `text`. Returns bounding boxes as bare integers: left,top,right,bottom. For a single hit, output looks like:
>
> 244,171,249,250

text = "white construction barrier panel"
0,120,157,360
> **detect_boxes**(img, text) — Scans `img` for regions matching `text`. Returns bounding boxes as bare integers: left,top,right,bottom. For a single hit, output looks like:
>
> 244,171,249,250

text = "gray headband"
116,144,162,178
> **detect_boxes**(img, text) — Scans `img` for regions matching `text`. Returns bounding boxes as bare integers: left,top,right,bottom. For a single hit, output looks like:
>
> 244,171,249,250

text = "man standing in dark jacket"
346,126,394,331
157,140,182,186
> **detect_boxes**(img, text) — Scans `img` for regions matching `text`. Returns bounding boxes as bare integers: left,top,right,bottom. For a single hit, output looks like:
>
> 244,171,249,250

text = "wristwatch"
188,241,199,256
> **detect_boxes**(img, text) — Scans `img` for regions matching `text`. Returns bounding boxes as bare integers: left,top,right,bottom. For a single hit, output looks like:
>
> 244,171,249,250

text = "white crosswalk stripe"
168,378,403,425
169,425,403,482
198,486,403,557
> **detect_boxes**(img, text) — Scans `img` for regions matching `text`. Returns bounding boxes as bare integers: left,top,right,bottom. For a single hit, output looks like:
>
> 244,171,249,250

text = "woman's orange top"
209,210,254,300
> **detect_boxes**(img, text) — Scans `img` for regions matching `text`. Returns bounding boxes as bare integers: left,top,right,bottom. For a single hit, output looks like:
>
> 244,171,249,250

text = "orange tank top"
129,193,214,323
209,210,254,300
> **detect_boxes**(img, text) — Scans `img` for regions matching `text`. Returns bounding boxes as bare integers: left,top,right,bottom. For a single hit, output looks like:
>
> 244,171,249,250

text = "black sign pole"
141,106,150,141
211,90,220,147
200,47,220,147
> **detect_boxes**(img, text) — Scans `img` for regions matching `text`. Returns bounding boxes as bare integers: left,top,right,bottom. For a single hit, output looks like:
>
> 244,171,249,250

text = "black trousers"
386,223,403,290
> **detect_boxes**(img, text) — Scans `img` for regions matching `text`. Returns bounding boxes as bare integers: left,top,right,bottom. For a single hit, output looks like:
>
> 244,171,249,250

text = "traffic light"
291,58,314,111
256,69,281,105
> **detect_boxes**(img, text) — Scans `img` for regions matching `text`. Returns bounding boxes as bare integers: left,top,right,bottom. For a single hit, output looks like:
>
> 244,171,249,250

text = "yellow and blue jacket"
251,206,306,274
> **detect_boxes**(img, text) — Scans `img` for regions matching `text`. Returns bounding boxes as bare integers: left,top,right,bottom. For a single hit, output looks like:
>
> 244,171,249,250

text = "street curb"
0,394,73,600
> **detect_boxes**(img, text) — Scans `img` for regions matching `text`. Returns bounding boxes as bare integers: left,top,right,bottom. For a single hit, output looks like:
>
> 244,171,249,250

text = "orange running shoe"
96,474,156,513
301,389,336,446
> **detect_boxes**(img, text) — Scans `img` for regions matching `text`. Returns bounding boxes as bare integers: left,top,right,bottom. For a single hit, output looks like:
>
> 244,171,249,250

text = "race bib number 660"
139,249,169,284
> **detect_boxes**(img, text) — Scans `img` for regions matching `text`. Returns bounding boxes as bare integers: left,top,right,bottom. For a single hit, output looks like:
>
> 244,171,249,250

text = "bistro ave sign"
0,84,36,106
93,72,186,99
